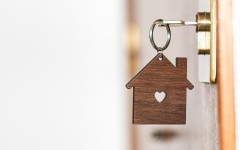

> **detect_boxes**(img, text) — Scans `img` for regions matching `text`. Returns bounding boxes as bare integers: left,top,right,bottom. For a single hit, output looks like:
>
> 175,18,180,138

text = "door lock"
154,10,216,83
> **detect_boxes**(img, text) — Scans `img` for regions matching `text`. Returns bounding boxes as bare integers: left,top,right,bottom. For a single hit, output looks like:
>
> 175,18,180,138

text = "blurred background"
0,0,239,150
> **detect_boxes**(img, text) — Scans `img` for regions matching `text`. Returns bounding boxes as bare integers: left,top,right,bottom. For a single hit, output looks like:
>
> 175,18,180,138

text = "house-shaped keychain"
126,53,194,124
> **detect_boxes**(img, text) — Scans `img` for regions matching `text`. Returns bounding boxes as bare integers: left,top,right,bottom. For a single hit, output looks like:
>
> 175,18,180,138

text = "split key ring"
149,19,171,52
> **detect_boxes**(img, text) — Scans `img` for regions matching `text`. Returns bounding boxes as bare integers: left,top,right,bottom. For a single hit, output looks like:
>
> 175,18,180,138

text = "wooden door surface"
217,0,236,149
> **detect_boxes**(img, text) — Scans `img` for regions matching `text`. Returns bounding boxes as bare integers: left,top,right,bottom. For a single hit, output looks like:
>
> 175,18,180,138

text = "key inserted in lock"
156,12,215,83
157,12,210,32
157,13,211,55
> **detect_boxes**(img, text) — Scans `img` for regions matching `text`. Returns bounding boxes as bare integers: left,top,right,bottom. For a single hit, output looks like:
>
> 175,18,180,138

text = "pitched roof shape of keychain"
126,19,194,124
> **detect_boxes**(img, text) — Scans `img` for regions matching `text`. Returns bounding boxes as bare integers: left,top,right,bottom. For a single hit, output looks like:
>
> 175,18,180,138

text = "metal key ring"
149,19,171,52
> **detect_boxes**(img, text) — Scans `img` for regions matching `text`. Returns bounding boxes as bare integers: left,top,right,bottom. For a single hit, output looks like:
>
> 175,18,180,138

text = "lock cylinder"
196,12,211,32
196,12,211,55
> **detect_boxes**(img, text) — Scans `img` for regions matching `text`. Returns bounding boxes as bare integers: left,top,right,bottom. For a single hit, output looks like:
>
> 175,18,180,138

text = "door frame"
217,0,236,149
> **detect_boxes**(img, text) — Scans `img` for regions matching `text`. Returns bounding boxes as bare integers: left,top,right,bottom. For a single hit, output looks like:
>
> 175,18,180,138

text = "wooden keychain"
126,19,194,124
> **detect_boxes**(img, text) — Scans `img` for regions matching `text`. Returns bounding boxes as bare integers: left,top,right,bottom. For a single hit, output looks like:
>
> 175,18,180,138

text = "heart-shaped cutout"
154,91,166,103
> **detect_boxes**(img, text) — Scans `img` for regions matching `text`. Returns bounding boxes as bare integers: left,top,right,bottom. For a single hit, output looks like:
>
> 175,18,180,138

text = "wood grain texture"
126,53,194,124
217,0,236,149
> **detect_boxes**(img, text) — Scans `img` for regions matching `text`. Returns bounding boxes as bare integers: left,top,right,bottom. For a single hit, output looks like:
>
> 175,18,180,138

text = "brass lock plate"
197,0,216,83
210,0,217,83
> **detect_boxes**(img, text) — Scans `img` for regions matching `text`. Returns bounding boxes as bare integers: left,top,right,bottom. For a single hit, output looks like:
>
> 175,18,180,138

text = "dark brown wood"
126,53,194,124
